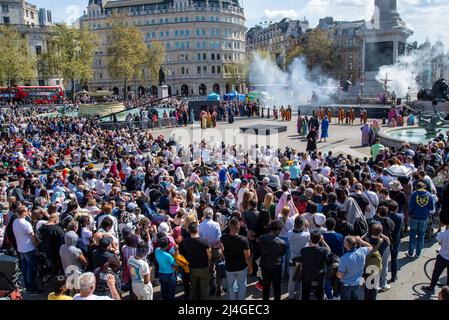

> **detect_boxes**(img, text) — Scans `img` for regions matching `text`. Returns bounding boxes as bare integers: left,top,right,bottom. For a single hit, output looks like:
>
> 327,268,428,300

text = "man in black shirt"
182,222,211,300
351,184,369,215
220,218,252,300
92,237,116,270
38,213,65,276
299,231,331,300
259,220,286,300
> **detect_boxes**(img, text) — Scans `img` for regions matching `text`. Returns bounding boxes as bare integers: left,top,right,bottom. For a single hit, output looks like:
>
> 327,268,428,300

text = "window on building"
175,30,179,36
217,66,221,73
203,53,206,60
217,53,221,60
180,30,184,36
181,67,185,74
197,66,201,74
166,42,170,49
35,46,42,55
212,66,215,73
198,53,201,60
211,53,215,60
31,12,34,19
25,10,29,17
166,31,169,37
1,4,9,13
203,66,207,73
3,16,10,25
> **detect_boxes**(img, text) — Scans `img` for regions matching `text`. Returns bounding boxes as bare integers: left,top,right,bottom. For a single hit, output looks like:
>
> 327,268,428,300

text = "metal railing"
99,117,187,130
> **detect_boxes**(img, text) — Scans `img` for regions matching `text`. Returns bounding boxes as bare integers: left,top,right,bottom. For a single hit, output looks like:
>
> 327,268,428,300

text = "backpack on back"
365,238,383,275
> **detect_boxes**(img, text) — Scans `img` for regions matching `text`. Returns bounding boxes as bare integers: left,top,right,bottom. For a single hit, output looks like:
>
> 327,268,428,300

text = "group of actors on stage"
313,107,369,126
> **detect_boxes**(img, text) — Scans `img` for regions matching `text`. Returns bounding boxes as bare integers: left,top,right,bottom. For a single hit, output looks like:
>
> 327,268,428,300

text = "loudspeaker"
0,253,19,291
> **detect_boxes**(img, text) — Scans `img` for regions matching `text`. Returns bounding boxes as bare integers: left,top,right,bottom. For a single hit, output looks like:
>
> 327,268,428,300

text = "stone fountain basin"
378,125,449,148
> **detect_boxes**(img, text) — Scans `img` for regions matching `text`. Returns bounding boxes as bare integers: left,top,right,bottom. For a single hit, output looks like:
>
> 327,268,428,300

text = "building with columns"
80,0,247,97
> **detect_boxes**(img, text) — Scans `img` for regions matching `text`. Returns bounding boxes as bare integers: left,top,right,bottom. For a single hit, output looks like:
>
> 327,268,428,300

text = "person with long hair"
261,193,276,220
277,206,296,280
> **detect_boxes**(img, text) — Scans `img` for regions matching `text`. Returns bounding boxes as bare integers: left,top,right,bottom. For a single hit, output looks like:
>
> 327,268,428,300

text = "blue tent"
224,90,241,101
207,92,220,101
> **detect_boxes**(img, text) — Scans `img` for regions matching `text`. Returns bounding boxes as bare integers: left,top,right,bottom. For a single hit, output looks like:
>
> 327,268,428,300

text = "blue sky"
34,0,449,47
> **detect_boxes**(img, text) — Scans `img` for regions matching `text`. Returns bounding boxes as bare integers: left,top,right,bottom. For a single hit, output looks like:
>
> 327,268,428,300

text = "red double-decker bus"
15,86,64,104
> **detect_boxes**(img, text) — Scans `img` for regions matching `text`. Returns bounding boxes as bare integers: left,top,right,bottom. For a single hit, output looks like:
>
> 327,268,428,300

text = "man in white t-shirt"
423,229,449,293
128,241,153,300
73,272,121,300
12,205,38,293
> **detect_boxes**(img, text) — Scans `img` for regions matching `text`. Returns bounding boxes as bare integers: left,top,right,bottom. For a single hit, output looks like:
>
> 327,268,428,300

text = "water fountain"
379,107,449,147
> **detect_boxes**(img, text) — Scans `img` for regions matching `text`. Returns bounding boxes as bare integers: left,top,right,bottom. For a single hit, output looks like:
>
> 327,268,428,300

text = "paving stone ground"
22,117,445,300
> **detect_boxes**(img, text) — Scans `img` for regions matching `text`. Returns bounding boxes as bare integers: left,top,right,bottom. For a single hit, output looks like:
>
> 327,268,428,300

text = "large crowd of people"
0,100,448,302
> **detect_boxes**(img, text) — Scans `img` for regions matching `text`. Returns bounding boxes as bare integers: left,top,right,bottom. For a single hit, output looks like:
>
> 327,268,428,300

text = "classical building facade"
80,0,247,96
318,17,365,84
246,18,309,69
0,0,56,86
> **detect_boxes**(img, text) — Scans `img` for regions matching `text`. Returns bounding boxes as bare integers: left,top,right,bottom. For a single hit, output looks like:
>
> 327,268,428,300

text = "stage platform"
240,124,288,135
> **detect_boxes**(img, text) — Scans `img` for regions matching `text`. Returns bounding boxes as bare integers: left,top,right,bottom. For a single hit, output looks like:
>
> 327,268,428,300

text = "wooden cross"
380,73,392,93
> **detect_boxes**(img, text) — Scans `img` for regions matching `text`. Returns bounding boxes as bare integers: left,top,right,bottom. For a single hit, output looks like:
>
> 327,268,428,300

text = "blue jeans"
340,284,363,300
226,268,247,300
159,273,176,300
279,236,290,278
19,250,37,291
408,218,427,257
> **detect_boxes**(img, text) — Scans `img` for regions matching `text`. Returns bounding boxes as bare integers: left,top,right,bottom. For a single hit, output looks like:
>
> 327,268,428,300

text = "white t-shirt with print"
128,256,150,284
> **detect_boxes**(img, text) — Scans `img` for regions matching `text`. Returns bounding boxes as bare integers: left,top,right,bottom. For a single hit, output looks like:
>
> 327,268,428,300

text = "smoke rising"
375,41,448,98
375,53,419,97
248,52,339,106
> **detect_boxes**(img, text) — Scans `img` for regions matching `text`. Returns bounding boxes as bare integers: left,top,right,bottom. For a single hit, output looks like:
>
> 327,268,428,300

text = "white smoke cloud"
248,52,339,105
375,43,448,98
376,54,419,98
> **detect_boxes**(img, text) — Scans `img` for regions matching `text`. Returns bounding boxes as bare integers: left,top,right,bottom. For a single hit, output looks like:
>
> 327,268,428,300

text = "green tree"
40,24,98,98
0,26,36,97
285,46,304,68
303,29,340,73
107,15,165,99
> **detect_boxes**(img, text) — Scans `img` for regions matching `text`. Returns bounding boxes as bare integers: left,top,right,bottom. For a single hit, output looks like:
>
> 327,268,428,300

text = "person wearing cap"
128,241,153,300
309,213,327,234
299,230,331,300
259,220,287,300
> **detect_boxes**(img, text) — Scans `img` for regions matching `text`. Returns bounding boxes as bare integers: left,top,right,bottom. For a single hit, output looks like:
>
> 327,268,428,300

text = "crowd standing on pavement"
0,101,448,301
